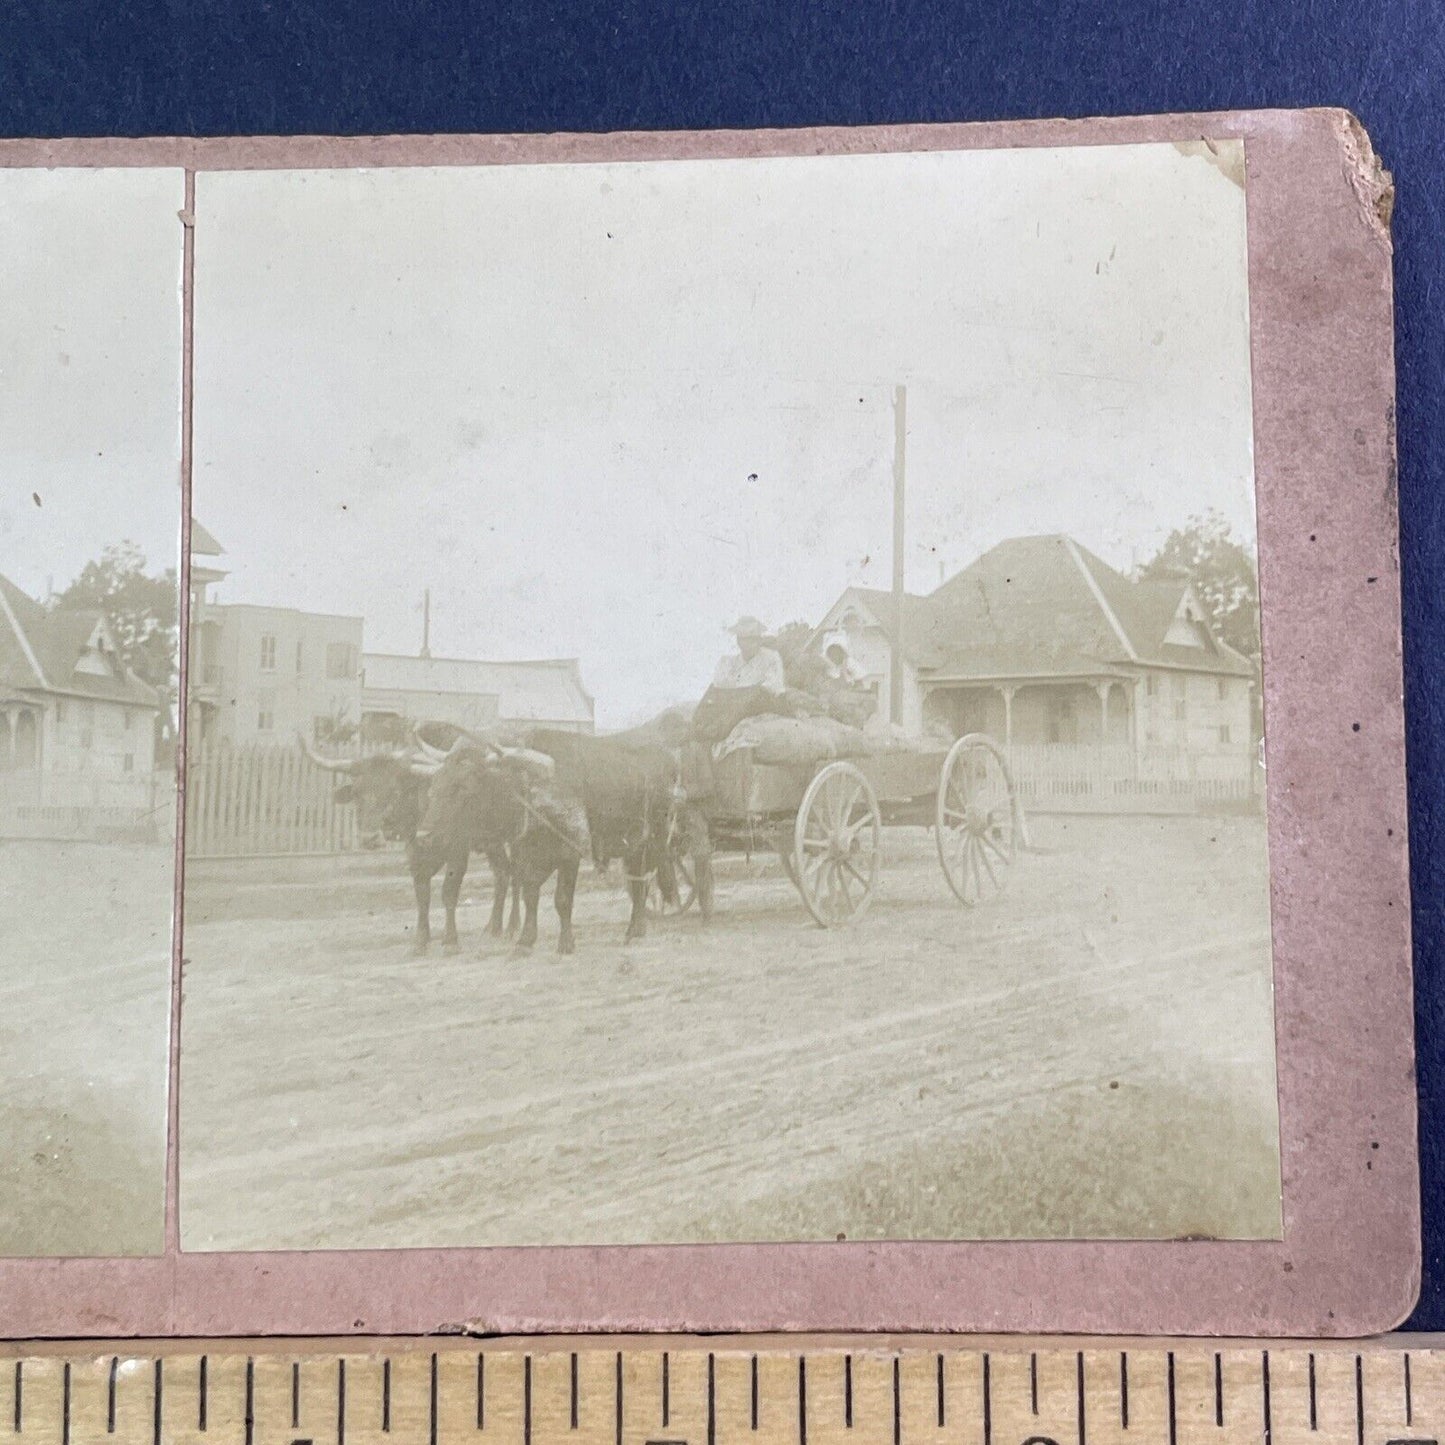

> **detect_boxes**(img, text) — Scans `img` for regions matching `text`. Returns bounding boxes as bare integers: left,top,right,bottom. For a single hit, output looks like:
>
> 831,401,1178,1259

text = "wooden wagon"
657,733,1023,928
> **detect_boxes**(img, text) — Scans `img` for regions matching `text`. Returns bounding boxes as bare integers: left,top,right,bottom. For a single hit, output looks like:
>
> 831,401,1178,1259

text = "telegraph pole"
890,384,907,727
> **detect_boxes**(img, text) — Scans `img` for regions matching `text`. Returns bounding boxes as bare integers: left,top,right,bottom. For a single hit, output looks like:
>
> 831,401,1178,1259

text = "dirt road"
0,839,172,1256
179,813,1279,1250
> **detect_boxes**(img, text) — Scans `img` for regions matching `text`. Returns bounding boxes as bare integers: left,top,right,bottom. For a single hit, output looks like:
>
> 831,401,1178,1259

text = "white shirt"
712,646,787,694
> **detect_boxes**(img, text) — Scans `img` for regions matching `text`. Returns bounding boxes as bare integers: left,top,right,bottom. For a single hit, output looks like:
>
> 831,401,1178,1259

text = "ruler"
0,1342,1438,1445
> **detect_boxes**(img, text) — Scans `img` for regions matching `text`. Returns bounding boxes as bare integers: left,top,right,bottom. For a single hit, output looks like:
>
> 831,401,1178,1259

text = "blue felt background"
2,0,1441,1329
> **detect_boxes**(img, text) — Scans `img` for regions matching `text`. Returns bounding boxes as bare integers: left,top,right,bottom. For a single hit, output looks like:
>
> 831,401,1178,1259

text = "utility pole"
420,589,432,659
890,384,907,727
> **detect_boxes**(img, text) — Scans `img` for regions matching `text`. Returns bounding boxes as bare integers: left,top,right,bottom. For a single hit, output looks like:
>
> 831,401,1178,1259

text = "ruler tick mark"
107,1359,117,1435
661,1353,668,1429
750,1356,758,1431
1167,1353,1177,1445
526,1356,534,1445
937,1354,945,1429
572,1354,580,1431
337,1358,346,1445
1120,1354,1129,1431
60,1365,69,1445
382,1360,391,1433
707,1355,716,1445
430,1354,439,1445
982,1354,992,1445
244,1359,254,1445
152,1360,162,1445
892,1357,900,1445
12,1362,19,1434
1262,1352,1272,1445
1354,1355,1364,1445
1308,1354,1317,1431
801,1357,810,1445
199,1356,209,1433
1214,1354,1224,1428
613,1353,620,1445
1077,1353,1086,1445
844,1356,853,1429
476,1355,485,1431
292,1362,301,1431
1405,1354,1414,1425
1031,1354,1039,1417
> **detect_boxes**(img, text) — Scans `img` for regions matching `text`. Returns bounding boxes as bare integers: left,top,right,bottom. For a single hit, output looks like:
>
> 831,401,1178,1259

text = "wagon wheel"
936,733,1017,907
648,847,698,916
793,761,882,927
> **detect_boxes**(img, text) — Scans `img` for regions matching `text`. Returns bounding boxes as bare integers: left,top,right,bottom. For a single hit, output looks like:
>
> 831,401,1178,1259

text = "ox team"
298,618,864,954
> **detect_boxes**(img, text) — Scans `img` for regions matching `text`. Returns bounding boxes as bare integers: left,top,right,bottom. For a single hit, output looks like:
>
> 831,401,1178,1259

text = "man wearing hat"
712,615,786,695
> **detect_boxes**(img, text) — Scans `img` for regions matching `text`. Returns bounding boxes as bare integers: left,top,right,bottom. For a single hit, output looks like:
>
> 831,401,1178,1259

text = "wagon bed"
670,733,1023,928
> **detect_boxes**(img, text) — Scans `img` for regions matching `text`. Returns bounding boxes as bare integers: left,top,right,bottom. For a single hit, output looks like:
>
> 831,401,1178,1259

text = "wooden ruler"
0,1342,1438,1445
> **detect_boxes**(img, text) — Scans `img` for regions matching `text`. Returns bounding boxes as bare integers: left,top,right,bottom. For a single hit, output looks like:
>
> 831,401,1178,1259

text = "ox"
297,734,518,953
413,740,589,954
524,726,698,943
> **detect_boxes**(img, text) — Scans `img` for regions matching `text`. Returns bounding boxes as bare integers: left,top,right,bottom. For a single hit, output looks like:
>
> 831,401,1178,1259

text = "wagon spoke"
841,857,870,890
977,837,1000,890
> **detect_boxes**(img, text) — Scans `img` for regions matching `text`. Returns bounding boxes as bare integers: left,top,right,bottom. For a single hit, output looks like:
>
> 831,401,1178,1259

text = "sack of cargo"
715,714,881,768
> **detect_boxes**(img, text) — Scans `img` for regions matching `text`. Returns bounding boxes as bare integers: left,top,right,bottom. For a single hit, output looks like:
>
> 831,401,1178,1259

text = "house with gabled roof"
0,572,161,779
809,534,1258,788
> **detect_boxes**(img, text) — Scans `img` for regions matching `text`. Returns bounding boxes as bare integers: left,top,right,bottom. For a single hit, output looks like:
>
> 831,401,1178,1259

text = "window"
1218,724,1232,745
123,753,134,773
1217,677,1229,701
124,709,133,731
1173,700,1187,723
260,634,277,671
55,700,65,723
296,639,304,674
326,641,357,680
257,690,276,733
1146,675,1159,697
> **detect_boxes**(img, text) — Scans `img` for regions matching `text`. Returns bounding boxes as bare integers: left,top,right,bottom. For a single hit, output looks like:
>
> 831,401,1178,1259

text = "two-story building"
187,521,365,748
192,601,365,748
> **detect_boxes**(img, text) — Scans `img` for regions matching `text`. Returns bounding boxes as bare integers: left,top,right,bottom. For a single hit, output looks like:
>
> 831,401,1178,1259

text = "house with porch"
809,534,1259,809
0,572,163,835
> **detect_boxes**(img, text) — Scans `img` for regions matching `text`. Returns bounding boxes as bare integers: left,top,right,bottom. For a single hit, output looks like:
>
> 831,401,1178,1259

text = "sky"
0,167,184,600
192,142,1256,728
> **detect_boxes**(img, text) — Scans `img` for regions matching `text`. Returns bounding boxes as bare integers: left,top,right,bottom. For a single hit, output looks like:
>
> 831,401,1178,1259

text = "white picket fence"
0,769,174,842
1005,743,1261,814
185,743,357,858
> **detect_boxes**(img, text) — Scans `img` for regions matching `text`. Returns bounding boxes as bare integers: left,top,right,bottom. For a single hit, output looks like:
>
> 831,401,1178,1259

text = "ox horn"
497,745,556,781
407,756,442,777
297,731,359,774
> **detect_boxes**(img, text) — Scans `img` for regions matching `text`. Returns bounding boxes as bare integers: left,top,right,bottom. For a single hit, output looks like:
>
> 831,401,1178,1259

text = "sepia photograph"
179,140,1278,1250
0,167,183,1255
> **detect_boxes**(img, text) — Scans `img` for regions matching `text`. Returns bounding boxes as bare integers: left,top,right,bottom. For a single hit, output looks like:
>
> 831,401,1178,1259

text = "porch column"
998,684,1015,745
1094,680,1111,741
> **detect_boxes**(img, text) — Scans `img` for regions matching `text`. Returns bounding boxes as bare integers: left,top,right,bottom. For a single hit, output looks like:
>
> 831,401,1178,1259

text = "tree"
56,541,179,743
1138,510,1260,662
